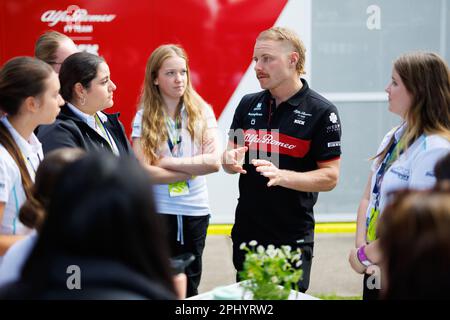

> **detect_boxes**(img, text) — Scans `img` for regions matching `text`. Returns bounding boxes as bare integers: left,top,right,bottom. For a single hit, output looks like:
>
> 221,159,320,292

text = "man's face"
253,39,295,91
53,38,79,73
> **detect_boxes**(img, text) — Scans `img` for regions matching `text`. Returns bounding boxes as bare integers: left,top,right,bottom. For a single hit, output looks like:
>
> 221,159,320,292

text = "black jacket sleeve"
37,121,86,155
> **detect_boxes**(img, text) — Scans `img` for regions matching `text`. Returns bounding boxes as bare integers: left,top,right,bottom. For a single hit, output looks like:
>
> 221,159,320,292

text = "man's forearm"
277,167,339,192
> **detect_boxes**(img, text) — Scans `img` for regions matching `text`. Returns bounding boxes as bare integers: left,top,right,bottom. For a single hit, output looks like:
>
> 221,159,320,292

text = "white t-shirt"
0,117,42,238
366,123,450,223
0,231,37,286
131,104,217,216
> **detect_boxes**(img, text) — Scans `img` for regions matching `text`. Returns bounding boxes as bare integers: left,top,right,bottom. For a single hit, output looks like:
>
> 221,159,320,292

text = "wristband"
357,245,373,267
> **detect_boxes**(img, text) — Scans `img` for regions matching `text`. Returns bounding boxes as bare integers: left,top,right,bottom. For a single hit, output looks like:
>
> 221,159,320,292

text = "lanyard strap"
26,153,41,173
372,137,403,209
20,151,41,180
166,115,182,155
95,114,119,155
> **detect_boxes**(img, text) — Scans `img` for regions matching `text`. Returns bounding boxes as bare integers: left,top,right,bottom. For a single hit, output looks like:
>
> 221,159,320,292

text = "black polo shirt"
228,79,342,244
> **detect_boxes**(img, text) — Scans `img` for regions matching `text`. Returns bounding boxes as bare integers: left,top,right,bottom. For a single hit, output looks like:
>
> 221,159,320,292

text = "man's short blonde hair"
256,27,306,75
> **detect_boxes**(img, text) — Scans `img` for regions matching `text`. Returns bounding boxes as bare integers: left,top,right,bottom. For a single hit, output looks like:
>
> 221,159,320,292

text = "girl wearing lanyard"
0,57,63,259
132,44,220,297
37,52,133,157
349,52,450,299
0,147,85,286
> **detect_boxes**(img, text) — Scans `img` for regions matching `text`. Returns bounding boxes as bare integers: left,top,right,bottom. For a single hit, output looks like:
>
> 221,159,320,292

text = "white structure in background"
207,0,449,223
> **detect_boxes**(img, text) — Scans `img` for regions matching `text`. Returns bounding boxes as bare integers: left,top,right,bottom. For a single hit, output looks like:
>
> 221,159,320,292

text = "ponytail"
19,195,45,230
0,122,33,199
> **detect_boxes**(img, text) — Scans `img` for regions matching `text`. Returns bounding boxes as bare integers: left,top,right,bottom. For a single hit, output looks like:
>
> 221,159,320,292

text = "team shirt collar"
66,102,108,130
393,122,407,142
266,78,309,108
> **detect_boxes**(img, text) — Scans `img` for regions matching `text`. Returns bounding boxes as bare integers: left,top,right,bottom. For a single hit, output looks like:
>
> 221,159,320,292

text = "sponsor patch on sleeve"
326,124,341,133
329,112,338,124
327,141,341,148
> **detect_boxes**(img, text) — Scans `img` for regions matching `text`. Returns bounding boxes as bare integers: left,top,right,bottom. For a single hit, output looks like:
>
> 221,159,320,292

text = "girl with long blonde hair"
131,44,220,297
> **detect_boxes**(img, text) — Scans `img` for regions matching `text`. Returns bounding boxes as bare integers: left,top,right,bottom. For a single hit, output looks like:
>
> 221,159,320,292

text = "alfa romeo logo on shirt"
329,112,338,124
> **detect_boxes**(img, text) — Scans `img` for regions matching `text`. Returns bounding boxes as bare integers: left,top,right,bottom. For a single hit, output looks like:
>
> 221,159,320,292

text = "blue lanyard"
372,138,402,209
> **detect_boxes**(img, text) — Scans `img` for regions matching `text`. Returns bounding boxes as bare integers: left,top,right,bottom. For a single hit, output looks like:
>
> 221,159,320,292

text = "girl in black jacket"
37,52,133,157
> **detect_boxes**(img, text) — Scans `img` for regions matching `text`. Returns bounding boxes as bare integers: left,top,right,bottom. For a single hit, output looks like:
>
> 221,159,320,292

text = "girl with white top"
0,148,85,286
349,52,450,299
132,44,220,297
0,56,63,261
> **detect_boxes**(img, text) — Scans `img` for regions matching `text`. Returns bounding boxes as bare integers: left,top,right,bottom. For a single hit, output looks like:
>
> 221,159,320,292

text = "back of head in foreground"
378,183,450,299
434,152,450,182
16,152,175,299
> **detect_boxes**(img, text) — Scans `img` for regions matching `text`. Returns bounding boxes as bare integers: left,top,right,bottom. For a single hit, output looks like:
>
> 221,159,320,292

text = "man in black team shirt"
222,27,342,292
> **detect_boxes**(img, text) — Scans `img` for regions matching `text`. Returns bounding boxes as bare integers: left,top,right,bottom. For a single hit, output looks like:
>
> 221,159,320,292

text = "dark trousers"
160,214,209,297
232,238,314,293
363,273,380,300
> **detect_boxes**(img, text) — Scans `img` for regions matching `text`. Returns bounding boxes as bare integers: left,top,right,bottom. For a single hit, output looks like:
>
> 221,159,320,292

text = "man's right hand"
221,146,248,174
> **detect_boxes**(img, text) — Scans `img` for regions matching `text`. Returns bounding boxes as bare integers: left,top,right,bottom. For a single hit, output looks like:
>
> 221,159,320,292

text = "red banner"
0,0,287,137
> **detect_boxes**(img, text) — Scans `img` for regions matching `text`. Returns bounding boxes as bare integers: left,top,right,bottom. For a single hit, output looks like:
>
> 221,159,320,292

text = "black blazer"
37,104,134,157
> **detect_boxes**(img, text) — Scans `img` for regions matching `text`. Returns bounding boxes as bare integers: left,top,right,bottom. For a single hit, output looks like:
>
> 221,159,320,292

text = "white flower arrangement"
239,241,303,300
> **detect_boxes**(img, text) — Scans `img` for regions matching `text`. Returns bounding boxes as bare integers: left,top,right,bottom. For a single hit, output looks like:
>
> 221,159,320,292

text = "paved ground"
198,233,363,298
